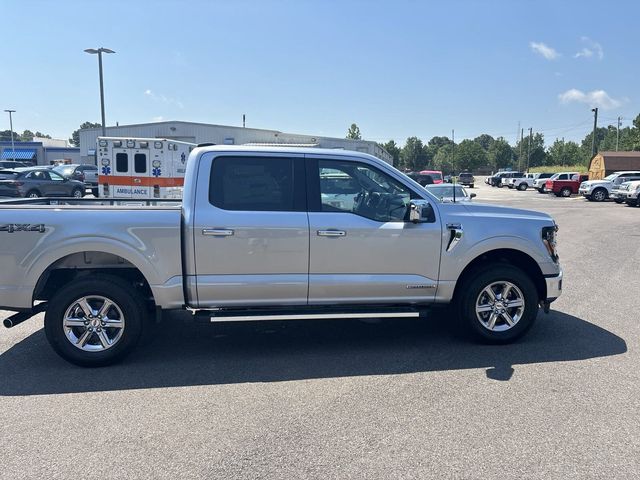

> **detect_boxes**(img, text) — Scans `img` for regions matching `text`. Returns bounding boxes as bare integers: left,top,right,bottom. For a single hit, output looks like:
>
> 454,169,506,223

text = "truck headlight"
542,225,559,262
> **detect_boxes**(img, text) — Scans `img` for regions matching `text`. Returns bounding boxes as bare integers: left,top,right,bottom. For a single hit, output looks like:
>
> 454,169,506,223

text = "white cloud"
558,89,623,109
530,41,560,60
143,89,184,109
574,37,603,60
151,116,164,122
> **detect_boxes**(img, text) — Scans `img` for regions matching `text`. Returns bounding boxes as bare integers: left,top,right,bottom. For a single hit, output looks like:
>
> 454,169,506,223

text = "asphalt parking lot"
1,180,639,479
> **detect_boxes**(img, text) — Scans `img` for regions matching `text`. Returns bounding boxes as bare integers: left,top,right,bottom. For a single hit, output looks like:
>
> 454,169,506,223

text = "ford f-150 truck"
545,174,589,197
0,146,563,366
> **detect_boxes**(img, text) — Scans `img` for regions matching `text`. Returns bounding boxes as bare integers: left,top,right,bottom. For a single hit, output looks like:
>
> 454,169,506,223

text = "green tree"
455,139,488,172
34,131,51,139
0,130,17,142
473,134,494,151
400,136,427,171
432,144,454,174
487,137,514,171
424,136,452,162
346,123,362,140
69,121,101,146
547,139,582,166
515,132,546,168
380,140,401,165
20,130,35,142
580,127,607,160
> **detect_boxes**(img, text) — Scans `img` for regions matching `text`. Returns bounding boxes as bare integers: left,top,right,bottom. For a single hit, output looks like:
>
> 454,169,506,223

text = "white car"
578,171,640,202
424,184,475,202
623,180,640,206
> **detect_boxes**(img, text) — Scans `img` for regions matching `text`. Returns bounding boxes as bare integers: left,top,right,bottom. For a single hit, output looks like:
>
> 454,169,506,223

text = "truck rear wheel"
44,275,146,367
518,183,527,191
560,187,572,197
457,265,539,343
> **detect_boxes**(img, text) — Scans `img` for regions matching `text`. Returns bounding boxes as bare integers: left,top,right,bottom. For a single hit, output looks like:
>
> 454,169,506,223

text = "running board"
208,311,421,322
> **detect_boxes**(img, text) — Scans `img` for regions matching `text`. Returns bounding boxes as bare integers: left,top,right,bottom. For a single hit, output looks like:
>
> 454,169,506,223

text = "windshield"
603,174,617,181
549,173,560,180
426,185,467,198
53,166,75,176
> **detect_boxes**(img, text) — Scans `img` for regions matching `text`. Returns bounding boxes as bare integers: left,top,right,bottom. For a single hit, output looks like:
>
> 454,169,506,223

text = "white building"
79,120,392,165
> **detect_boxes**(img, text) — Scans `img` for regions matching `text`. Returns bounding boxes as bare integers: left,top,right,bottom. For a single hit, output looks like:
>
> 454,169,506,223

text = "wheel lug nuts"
97,328,102,332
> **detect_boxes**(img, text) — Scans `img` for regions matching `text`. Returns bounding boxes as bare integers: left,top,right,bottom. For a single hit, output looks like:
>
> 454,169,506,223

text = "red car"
546,174,589,197
419,169,444,184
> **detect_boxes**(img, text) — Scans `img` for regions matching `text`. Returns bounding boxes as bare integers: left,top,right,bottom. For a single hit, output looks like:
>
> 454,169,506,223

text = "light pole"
4,109,16,161
84,47,115,136
616,116,622,151
591,107,598,157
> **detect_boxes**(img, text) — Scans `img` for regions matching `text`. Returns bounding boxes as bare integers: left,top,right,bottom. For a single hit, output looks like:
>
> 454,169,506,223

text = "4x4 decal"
0,224,46,233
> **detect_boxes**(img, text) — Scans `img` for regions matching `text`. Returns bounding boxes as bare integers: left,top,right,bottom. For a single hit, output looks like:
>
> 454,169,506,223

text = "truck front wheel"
457,265,539,343
44,276,146,367
591,188,607,202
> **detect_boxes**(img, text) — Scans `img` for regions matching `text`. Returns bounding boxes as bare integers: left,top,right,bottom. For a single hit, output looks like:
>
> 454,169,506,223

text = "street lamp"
4,109,16,161
84,47,115,136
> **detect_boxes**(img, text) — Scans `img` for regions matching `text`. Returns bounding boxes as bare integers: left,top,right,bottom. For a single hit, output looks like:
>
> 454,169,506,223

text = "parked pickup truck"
546,174,589,197
0,146,563,366
534,172,578,194
578,171,640,202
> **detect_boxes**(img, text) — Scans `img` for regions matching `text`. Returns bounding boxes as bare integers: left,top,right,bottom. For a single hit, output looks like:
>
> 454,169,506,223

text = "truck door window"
116,153,128,173
317,160,411,222
134,153,147,173
209,156,296,211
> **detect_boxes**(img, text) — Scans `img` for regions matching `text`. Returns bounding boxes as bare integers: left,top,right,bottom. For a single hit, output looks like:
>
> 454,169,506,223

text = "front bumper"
578,187,591,196
545,270,563,302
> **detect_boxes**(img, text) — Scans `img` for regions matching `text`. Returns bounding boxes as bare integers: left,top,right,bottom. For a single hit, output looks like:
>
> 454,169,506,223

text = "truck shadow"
0,310,627,396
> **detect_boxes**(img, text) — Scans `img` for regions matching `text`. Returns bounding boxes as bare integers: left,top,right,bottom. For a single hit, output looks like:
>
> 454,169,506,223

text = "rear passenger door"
131,149,150,199
192,153,309,307
112,148,131,198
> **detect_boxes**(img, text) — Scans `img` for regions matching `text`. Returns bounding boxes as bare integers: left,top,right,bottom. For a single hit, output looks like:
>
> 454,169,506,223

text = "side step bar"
194,307,425,323
208,311,421,322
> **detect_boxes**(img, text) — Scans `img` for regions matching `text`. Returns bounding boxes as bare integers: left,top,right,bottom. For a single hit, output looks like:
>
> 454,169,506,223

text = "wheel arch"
452,248,546,303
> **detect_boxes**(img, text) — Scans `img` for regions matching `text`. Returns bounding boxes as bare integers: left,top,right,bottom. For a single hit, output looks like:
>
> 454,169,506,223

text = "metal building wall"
79,121,392,164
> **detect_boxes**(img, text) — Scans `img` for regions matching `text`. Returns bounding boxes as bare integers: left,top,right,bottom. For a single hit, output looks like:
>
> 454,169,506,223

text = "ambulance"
96,137,196,199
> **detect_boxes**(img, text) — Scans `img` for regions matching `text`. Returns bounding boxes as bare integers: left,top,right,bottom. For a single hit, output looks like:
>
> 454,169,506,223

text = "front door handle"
317,230,347,237
202,228,234,237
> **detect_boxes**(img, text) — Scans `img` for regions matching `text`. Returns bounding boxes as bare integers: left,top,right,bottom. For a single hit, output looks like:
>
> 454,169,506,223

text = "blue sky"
2,0,639,145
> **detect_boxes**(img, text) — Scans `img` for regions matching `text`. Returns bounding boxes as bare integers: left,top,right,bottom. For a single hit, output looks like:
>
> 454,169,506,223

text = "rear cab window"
209,156,305,211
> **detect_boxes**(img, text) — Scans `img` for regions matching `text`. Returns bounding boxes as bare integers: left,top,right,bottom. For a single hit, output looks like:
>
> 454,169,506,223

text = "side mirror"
408,200,434,223
470,193,476,198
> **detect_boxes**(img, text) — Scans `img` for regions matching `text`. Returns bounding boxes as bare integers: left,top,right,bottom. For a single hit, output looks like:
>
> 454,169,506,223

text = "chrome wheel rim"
73,189,82,198
63,296,125,351
475,281,525,332
594,190,605,201
28,192,39,198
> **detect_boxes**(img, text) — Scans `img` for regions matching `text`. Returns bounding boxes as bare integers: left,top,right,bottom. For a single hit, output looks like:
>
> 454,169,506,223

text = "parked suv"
0,167,85,198
457,172,474,188
623,180,640,206
578,171,640,202
0,160,31,169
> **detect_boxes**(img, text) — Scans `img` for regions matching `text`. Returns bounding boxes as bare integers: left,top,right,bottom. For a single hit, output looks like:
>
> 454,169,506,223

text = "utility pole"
451,129,456,202
561,137,565,166
591,107,598,157
527,127,532,171
243,114,246,128
4,109,16,161
519,128,523,172
616,116,622,151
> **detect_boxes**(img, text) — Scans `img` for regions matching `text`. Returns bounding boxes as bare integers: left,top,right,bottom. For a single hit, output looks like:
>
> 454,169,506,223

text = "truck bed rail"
0,197,182,207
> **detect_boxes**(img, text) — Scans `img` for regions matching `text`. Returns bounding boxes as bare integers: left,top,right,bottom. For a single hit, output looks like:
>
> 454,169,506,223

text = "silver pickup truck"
0,146,562,366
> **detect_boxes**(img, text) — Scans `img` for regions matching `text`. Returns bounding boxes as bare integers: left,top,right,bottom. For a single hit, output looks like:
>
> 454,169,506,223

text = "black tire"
497,183,504,188
456,265,539,343
560,187,572,197
91,187,99,197
71,188,84,198
25,190,40,198
537,188,545,194
469,184,474,189
44,275,147,367
591,187,607,202
518,183,527,191
614,199,624,204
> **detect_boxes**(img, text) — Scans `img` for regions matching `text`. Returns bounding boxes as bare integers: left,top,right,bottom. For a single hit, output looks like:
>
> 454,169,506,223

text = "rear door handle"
317,230,347,237
202,228,234,237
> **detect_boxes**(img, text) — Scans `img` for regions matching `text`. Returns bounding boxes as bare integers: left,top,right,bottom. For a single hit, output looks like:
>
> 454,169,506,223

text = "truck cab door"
306,155,441,304
189,153,309,307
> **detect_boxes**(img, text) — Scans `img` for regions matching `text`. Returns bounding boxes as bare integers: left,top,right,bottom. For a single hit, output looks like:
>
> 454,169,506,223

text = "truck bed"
0,197,184,310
